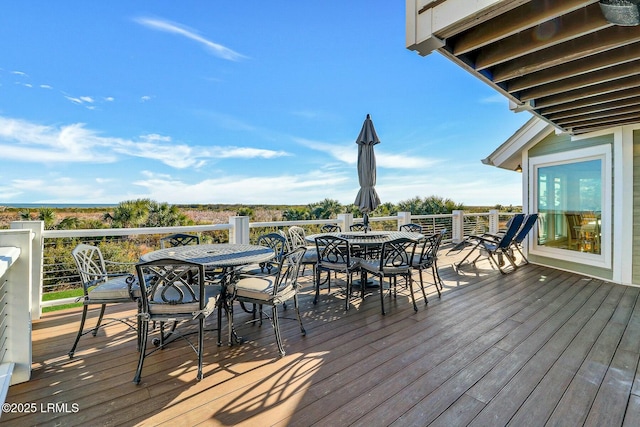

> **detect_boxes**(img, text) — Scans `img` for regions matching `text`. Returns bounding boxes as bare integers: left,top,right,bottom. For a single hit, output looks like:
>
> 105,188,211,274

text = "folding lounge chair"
455,214,525,274
508,213,538,264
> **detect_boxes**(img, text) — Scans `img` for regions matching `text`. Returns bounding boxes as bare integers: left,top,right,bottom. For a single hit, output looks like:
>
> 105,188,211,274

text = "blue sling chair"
455,213,525,274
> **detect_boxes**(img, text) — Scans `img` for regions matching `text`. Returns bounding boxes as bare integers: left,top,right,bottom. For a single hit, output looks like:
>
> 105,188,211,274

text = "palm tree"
308,198,344,219
38,208,56,229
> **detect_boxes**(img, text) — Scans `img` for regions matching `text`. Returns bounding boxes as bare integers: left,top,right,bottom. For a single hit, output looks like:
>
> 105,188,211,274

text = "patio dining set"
66,218,534,385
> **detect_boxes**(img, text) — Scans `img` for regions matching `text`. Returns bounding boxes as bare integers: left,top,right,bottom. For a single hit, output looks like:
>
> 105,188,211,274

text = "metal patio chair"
232,247,307,357
69,243,140,358
134,258,220,383
359,237,418,315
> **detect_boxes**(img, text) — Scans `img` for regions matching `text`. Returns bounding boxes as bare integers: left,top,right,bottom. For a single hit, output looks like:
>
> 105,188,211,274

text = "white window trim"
528,145,612,269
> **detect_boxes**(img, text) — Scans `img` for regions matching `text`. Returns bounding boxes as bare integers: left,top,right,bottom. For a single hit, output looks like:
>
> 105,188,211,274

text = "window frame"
528,145,612,269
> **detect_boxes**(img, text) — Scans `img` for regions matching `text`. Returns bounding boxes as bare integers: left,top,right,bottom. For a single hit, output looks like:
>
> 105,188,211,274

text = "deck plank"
2,248,640,427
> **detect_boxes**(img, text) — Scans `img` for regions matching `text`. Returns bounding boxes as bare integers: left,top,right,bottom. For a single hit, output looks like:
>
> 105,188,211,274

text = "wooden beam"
519,61,640,101
506,43,640,91
474,3,610,71
452,0,598,55
490,25,640,82
546,95,640,121
534,74,640,109
538,86,640,115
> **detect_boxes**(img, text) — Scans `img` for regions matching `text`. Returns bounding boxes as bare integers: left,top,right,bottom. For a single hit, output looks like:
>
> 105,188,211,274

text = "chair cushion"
302,250,318,264
88,276,136,301
148,285,220,316
359,259,410,275
411,254,434,268
234,275,296,303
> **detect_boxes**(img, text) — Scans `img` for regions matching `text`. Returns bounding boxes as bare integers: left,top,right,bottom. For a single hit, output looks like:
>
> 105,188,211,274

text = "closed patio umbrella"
354,114,381,231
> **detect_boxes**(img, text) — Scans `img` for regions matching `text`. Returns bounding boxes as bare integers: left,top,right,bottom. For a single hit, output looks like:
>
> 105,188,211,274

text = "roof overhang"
482,116,554,171
407,0,640,135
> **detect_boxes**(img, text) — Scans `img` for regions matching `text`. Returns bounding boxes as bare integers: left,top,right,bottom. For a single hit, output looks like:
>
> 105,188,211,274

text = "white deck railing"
0,228,34,392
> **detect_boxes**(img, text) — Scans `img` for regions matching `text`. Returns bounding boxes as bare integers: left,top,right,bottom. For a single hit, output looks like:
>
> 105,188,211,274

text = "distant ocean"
1,203,116,209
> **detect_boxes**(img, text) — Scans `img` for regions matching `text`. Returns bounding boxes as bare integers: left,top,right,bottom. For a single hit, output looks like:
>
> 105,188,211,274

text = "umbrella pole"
364,213,369,233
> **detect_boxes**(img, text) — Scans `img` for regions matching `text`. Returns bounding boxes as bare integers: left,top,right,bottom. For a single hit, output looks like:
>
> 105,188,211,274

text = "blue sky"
0,1,531,207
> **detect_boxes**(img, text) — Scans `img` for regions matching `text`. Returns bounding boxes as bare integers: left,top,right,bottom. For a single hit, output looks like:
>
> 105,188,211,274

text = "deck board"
2,246,640,426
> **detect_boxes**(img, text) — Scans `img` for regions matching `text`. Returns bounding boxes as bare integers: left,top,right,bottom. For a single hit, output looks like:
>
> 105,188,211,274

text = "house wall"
527,131,614,281
633,130,640,284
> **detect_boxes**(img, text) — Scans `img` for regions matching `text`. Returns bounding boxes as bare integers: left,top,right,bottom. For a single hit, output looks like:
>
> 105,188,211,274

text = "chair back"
379,238,417,272
257,233,287,263
274,229,290,252
72,244,108,290
288,226,308,249
350,223,370,232
399,223,422,233
136,259,210,318
321,224,341,232
418,229,446,264
315,235,352,267
497,214,525,250
512,214,539,245
160,233,199,249
272,247,307,297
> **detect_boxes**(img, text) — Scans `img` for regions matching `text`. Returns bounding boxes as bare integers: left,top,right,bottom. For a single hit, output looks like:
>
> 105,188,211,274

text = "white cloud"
0,116,291,168
140,95,152,102
40,84,53,89
133,169,351,204
134,17,247,61
294,137,439,169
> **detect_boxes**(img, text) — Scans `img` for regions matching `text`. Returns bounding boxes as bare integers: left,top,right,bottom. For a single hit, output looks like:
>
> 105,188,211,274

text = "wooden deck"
3,245,640,426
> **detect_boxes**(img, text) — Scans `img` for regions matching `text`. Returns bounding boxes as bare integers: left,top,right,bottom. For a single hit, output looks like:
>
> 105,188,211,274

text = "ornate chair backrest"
418,229,446,264
399,223,422,233
288,226,308,249
257,232,287,266
315,235,351,267
72,244,108,292
379,238,416,272
321,224,341,232
136,259,207,317
160,233,200,249
273,247,306,296
350,223,370,232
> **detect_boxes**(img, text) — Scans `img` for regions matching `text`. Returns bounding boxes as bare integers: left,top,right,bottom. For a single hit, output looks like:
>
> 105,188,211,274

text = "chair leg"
418,268,429,305
217,300,223,346
407,274,418,312
196,317,205,381
272,305,285,357
294,294,306,336
379,276,386,315
133,320,149,384
68,305,89,358
345,273,351,311
92,304,107,336
313,268,321,305
431,265,442,298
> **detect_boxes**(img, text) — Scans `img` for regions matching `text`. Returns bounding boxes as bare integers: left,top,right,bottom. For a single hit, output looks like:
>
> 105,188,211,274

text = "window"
530,145,611,268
